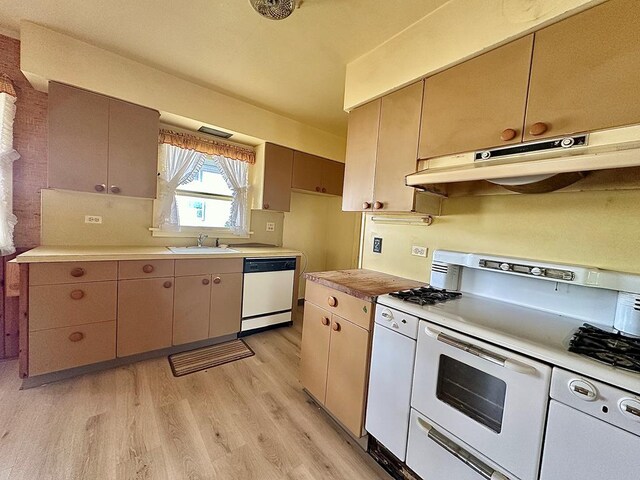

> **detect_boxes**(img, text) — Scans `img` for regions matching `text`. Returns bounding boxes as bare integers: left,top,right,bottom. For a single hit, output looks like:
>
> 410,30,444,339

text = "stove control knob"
569,379,597,401
531,267,542,276
619,398,640,420
380,309,393,321
500,263,510,271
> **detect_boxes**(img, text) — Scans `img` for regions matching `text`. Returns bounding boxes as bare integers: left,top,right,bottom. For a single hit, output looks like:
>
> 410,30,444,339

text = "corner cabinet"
48,82,160,199
342,81,427,213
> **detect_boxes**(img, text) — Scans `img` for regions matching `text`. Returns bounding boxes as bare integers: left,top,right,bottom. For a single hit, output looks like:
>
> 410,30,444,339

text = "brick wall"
0,33,47,249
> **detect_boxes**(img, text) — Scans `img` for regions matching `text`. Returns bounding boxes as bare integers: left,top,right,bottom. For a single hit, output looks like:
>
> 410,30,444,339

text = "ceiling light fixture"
249,0,298,20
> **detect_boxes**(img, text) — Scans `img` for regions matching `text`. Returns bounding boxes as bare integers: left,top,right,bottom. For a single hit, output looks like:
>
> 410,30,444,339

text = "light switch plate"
412,245,427,257
266,222,276,232
84,215,102,224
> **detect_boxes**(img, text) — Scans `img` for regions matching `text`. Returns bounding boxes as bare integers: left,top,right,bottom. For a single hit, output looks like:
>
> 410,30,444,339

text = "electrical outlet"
411,245,428,257
373,237,383,254
84,215,102,224
266,222,276,232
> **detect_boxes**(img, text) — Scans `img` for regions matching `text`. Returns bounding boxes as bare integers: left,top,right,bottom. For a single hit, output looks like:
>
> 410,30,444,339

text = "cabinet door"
374,82,424,212
525,0,640,140
325,315,370,437
117,277,174,357
48,82,109,193
209,273,242,338
108,99,160,198
419,36,533,158
342,100,380,211
322,160,345,196
300,302,332,403
262,143,293,212
173,275,211,345
292,151,325,193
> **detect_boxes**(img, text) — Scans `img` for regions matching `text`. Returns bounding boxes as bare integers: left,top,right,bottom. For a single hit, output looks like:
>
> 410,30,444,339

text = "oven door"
411,322,551,480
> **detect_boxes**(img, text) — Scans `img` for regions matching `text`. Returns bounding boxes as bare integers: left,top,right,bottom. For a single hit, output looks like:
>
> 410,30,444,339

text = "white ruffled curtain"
0,75,19,255
211,154,249,235
155,143,205,230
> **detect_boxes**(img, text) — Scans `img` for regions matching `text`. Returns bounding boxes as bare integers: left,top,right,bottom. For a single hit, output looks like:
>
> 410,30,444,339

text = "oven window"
436,355,507,433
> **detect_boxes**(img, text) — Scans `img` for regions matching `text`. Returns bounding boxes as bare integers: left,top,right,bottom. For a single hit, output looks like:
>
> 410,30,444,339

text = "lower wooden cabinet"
300,302,332,401
117,277,174,357
173,275,212,345
209,273,243,338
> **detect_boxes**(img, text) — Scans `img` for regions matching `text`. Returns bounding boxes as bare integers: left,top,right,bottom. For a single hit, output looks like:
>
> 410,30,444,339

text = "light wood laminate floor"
0,313,389,479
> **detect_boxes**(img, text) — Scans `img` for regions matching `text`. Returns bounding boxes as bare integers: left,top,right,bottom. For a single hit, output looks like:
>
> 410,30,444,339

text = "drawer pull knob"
70,268,85,278
163,281,172,288
110,185,121,194
202,278,210,285
213,277,222,285
70,290,85,300
332,321,341,332
263,203,270,210
362,201,371,210
373,201,383,210
142,264,154,273
321,187,327,193
529,122,549,136
94,184,106,192
321,317,330,326
68,332,84,342
327,296,337,307
315,186,321,192
500,128,517,141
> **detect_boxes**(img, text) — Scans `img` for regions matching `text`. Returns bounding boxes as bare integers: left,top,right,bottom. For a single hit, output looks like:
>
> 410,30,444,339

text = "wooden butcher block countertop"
304,269,425,302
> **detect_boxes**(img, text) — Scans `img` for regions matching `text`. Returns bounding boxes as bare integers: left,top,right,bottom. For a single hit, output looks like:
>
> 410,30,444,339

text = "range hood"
406,125,640,190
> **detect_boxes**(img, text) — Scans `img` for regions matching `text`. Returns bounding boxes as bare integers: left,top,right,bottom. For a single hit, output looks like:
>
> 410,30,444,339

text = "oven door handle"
424,326,537,376
415,417,510,480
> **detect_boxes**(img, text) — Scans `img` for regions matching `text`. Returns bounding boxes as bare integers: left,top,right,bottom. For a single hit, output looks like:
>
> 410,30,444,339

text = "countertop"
304,269,424,301
15,245,302,263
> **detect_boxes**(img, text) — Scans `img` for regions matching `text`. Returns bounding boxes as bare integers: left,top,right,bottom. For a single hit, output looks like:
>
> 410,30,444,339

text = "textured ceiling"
0,0,448,136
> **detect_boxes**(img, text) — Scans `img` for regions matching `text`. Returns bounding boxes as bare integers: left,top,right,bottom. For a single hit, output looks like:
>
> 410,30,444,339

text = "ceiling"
0,0,448,136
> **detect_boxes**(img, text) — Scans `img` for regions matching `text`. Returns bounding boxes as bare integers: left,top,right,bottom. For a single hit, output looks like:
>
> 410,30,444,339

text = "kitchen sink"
168,246,238,254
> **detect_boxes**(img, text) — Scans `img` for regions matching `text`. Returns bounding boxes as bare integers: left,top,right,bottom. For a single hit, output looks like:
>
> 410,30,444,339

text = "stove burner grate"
389,286,462,306
569,323,640,373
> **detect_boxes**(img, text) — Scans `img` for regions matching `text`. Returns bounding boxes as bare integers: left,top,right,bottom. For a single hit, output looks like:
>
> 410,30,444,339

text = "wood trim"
291,256,302,322
19,264,29,378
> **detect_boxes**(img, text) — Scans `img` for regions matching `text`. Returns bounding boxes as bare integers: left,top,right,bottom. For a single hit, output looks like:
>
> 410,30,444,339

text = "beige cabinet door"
117,277,174,357
108,98,160,198
419,36,533,158
374,81,424,212
525,0,640,140
300,302,332,403
48,82,109,194
173,275,211,346
342,99,380,211
292,151,325,193
262,143,293,212
209,273,243,338
324,315,370,437
322,160,345,196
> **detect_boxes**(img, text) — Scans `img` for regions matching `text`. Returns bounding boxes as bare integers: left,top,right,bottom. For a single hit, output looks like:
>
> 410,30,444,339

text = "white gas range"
366,250,640,480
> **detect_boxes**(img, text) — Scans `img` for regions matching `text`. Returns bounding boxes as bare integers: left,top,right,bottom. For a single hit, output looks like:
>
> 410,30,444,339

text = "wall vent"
198,126,233,139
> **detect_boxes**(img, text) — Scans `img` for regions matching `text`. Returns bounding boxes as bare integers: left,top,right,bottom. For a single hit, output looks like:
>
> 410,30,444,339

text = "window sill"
149,227,252,239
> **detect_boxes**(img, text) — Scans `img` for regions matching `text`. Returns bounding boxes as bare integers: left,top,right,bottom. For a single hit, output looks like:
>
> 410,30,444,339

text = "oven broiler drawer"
411,321,551,480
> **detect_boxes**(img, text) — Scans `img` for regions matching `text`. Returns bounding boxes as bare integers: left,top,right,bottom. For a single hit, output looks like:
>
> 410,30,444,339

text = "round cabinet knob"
530,267,542,276
142,264,154,274
327,296,337,307
213,277,222,284
263,203,270,210
362,202,371,210
315,186,321,192
70,267,85,278
373,201,383,210
110,185,121,194
70,289,85,300
529,122,549,136
332,322,341,332
500,128,517,141
94,184,106,193
499,263,510,271
163,281,172,288
202,278,210,285
321,317,330,326
321,187,327,193
68,332,84,342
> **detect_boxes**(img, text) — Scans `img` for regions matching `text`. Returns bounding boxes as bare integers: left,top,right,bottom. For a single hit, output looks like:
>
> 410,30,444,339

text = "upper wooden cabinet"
261,143,294,212
48,82,160,199
343,82,425,212
524,0,640,141
292,151,344,196
419,36,533,158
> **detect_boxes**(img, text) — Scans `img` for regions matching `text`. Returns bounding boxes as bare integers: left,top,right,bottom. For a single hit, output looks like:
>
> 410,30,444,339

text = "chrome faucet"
196,234,208,247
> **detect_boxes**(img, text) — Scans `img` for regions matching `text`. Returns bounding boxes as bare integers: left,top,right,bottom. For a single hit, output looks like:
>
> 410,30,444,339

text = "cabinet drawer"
175,258,243,276
305,282,373,331
29,281,117,331
29,321,116,376
30,261,117,286
118,260,175,279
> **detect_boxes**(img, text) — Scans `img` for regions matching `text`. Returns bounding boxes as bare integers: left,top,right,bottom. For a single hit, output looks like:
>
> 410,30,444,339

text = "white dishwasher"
540,368,640,480
241,257,296,334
